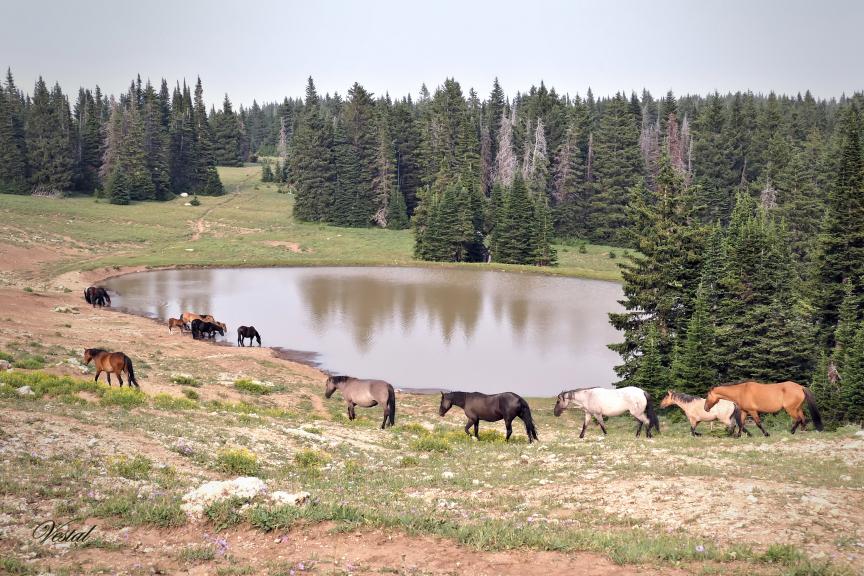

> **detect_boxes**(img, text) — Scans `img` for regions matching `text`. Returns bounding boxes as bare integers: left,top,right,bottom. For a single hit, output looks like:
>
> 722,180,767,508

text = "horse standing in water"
237,326,261,347
325,376,395,429
84,287,111,308
705,380,823,436
83,348,138,388
554,387,659,438
439,391,538,443
660,390,745,437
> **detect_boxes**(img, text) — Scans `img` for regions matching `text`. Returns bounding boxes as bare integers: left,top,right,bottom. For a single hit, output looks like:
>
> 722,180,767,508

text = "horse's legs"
473,420,479,439
380,407,388,430
750,412,769,436
579,412,590,439
105,372,111,386
117,372,124,388
504,418,513,441
347,402,355,420
635,420,643,437
690,418,702,437
464,419,473,436
596,414,607,435
94,370,101,384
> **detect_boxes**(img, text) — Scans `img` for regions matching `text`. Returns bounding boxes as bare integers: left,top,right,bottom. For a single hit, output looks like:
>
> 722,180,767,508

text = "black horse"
439,391,538,443
84,286,111,308
191,319,224,340
237,326,262,347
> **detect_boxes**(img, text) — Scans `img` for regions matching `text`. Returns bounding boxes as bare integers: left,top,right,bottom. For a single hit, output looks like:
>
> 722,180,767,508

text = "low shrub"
215,448,260,476
107,454,152,480
100,387,146,409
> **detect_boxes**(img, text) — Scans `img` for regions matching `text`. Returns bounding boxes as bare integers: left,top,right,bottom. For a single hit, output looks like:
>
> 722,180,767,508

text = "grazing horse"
191,319,224,339
167,318,189,334
237,326,261,347
554,387,659,438
439,391,538,443
705,381,823,436
84,287,111,308
325,375,395,429
83,348,138,388
660,390,745,437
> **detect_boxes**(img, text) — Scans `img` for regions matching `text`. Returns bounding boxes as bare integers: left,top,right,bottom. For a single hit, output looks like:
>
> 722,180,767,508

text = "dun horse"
554,387,659,438
237,326,261,347
84,287,111,308
705,380,823,436
83,348,138,388
660,390,744,437
439,391,538,443
325,375,396,429
181,312,215,325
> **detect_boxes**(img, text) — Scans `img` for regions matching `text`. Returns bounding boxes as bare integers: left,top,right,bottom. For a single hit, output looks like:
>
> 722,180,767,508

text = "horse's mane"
560,386,602,397
85,348,107,354
328,375,353,384
717,379,759,387
670,391,699,403
444,391,467,402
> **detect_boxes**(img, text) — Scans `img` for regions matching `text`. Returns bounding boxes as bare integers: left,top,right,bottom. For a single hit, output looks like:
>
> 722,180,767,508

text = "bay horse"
705,380,823,436
237,326,261,347
181,312,215,325
439,391,538,443
554,387,659,438
84,287,111,308
325,375,395,429
660,390,746,437
83,348,138,388
167,318,189,334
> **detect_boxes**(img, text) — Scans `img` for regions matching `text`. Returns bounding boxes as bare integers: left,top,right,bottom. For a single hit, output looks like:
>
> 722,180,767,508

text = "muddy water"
104,267,623,397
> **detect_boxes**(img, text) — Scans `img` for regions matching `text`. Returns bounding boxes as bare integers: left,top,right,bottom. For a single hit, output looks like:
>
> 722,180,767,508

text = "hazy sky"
2,0,862,107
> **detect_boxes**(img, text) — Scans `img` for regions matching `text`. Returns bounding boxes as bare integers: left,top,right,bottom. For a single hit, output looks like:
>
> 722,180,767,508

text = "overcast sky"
2,0,862,107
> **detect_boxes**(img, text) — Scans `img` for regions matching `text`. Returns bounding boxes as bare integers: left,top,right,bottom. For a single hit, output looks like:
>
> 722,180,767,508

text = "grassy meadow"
0,164,630,281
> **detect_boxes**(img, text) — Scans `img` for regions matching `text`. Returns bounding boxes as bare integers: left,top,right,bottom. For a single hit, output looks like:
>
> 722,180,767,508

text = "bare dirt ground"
1,236,862,576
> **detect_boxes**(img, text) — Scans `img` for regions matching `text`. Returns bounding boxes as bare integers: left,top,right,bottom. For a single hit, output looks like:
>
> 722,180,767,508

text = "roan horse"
83,348,138,388
660,390,745,437
554,386,660,438
705,380,823,436
237,326,261,347
439,391,538,443
325,375,396,429
84,287,111,308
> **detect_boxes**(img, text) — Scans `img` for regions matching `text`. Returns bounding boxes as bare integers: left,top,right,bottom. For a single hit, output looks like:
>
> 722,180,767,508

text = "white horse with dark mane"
553,386,660,438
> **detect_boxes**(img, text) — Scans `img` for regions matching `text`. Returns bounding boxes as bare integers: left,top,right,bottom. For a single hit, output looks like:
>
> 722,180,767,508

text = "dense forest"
1,69,863,425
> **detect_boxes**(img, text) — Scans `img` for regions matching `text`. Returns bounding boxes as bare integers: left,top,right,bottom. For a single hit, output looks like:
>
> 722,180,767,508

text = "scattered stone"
270,491,310,507
0,359,11,371
180,192,189,198
52,305,79,314
87,438,98,448
441,471,454,479
16,386,35,396
854,430,864,438
181,477,267,519
184,202,192,206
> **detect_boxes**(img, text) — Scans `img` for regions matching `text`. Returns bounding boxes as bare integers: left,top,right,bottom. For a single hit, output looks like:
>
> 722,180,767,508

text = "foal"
660,390,744,437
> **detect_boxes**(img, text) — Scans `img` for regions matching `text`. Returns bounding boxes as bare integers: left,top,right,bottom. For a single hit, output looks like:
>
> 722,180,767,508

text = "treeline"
0,71,224,203
613,105,864,427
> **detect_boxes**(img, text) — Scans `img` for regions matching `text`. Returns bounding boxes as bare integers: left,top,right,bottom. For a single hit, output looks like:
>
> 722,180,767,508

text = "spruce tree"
141,82,171,200
841,326,864,425
633,323,668,400
492,174,537,264
169,83,196,194
670,283,717,395
0,75,28,194
290,77,334,221
810,351,843,426
27,78,75,193
212,94,244,166
192,77,223,195
385,185,409,229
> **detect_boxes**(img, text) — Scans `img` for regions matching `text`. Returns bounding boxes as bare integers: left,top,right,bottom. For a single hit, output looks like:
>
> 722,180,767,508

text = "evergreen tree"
192,78,223,195
211,94,244,166
291,78,333,221
670,283,717,395
169,82,196,194
841,325,864,425
0,72,28,194
385,184,409,229
833,279,862,370
27,78,75,193
815,105,864,343
492,174,537,264
141,82,171,200
633,323,668,400
810,351,843,426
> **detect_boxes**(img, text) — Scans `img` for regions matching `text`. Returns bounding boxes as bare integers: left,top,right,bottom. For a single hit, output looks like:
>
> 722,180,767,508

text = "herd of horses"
82,285,825,441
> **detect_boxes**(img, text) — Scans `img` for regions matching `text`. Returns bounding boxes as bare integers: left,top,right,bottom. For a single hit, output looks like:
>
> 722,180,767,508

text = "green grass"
170,374,201,387
0,165,627,281
233,378,271,395
215,448,261,476
177,544,215,562
107,454,152,480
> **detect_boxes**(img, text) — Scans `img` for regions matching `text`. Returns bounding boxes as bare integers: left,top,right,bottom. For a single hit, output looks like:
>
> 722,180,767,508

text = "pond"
104,267,623,397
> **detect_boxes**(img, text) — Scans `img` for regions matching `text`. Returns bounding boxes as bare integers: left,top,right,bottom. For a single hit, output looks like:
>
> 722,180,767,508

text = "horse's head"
324,376,337,398
553,393,568,417
82,349,94,365
439,392,453,416
704,388,719,411
660,390,675,409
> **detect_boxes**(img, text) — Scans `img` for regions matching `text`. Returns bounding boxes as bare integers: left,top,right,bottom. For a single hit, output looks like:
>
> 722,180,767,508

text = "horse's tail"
84,289,91,304
103,291,111,306
803,387,823,431
386,385,396,426
519,400,539,441
124,355,139,388
730,404,742,431
644,391,660,434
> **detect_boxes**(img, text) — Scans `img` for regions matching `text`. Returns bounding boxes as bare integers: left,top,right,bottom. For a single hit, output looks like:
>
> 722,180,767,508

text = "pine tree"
833,279,861,370
0,72,29,194
841,326,864,425
211,94,244,166
27,78,75,193
633,323,668,400
291,77,334,221
815,105,864,343
670,283,717,395
810,351,843,425
386,184,409,229
532,196,557,266
169,82,196,194
492,174,537,264
192,78,223,195
141,82,171,200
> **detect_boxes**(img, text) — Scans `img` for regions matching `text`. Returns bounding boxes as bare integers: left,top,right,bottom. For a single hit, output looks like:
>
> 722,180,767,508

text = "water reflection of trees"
299,274,484,350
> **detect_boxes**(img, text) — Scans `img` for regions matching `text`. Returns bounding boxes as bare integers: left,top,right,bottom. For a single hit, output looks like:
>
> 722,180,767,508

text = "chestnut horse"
83,348,138,388
705,381,822,436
